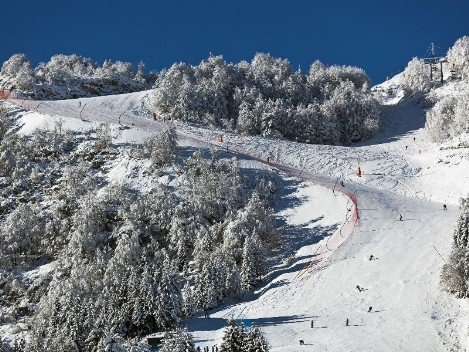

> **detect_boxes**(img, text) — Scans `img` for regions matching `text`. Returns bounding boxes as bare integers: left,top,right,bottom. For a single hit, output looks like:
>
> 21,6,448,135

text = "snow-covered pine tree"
94,122,112,152
241,234,257,292
225,263,242,301
244,325,269,352
0,105,13,141
160,328,196,352
219,319,246,352
154,258,182,330
442,197,469,297
144,126,178,167
181,280,196,318
194,257,219,310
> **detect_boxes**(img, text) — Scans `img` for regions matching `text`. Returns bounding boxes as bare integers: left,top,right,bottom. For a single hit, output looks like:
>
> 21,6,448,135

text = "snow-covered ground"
4,79,469,351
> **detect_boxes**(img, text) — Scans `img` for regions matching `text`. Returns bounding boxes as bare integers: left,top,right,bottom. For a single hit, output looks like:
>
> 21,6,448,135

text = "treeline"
0,106,278,350
0,54,156,99
152,54,380,145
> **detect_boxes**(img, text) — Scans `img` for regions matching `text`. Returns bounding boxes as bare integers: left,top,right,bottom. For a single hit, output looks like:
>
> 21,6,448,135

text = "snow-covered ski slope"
6,79,469,351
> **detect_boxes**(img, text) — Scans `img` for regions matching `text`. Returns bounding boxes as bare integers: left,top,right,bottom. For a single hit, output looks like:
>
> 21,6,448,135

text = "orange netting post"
153,112,157,121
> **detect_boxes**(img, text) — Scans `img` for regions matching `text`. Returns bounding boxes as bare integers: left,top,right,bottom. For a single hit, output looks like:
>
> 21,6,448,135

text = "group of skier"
305,253,377,342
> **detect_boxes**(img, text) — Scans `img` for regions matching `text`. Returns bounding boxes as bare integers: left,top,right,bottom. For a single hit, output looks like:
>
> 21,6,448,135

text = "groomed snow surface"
5,80,469,351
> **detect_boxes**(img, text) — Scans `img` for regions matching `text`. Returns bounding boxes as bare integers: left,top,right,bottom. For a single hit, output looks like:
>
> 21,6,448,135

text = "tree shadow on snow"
185,314,317,333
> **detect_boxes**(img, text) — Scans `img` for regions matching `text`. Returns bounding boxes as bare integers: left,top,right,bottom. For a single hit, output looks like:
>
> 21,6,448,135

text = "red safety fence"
176,129,360,281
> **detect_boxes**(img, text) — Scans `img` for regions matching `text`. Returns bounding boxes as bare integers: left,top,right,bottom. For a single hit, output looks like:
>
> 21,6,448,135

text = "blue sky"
1,0,468,84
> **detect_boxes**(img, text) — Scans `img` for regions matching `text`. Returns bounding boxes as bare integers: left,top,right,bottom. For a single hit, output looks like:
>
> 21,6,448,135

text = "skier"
405,145,408,150
443,204,447,210
399,214,403,221
356,285,362,292
346,318,349,326
267,156,270,163
311,320,314,328
341,180,345,187
204,309,209,319
369,254,374,261
368,306,373,313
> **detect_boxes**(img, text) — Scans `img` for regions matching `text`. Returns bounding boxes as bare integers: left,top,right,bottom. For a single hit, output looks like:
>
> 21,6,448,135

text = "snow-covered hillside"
2,73,469,351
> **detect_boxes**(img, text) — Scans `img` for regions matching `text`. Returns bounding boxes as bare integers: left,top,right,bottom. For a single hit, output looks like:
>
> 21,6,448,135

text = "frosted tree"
144,126,178,167
251,52,293,99
154,259,182,330
153,63,196,121
0,106,13,140
135,60,146,83
160,328,196,352
244,325,269,352
219,319,246,352
442,197,469,297
181,280,196,318
241,234,257,291
94,122,112,151
194,257,219,310
1,54,30,78
447,36,469,81
401,57,432,96
225,262,242,300
441,248,469,298
327,81,379,144
0,53,34,92
425,94,469,142
1,203,45,266
193,250,231,308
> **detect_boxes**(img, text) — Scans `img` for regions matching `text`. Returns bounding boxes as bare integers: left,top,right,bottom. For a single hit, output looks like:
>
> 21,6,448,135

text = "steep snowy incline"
5,87,469,351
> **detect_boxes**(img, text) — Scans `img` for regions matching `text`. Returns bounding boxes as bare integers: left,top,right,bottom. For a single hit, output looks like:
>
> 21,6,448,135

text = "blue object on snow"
236,319,252,330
